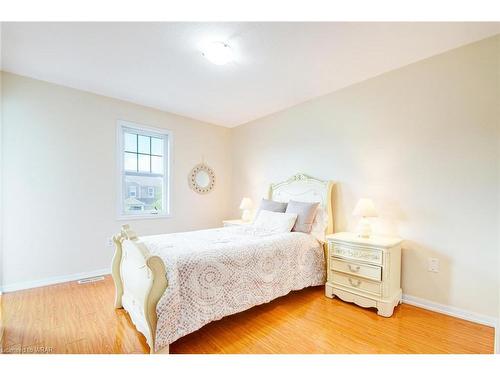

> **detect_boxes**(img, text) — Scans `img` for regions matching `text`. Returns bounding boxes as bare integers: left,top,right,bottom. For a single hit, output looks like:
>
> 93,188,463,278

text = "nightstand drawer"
330,243,382,265
330,258,382,281
332,272,381,296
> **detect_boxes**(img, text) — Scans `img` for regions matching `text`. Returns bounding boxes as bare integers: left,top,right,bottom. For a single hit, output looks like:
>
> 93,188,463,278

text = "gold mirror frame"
188,163,216,194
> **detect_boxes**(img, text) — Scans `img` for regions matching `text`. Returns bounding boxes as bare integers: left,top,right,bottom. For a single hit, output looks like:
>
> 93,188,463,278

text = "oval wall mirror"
188,163,216,194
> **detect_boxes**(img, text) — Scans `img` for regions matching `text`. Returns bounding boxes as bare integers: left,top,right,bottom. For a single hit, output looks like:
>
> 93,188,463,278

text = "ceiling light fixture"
201,42,233,65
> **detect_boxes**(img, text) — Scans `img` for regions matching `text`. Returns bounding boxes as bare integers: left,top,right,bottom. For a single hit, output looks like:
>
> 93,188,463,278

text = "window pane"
151,156,163,174
128,185,137,197
124,152,137,171
124,175,163,213
151,137,163,156
138,154,150,172
138,135,150,154
124,133,137,152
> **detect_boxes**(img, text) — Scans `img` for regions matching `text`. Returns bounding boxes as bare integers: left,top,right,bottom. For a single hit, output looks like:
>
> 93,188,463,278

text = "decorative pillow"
285,200,320,233
310,206,329,242
253,210,298,234
257,198,288,213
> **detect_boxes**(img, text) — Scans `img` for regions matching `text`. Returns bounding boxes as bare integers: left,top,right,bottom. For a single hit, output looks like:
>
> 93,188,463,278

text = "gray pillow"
285,200,320,233
258,198,288,213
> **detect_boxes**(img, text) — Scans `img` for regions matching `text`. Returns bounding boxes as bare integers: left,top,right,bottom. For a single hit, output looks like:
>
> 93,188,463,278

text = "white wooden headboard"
268,173,334,235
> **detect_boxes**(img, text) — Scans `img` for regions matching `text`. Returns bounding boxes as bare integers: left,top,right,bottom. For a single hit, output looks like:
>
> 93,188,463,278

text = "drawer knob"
348,264,361,273
348,278,361,287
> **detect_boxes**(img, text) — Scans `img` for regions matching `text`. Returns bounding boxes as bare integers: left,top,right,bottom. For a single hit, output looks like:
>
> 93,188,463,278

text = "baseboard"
2,268,111,293
402,293,497,328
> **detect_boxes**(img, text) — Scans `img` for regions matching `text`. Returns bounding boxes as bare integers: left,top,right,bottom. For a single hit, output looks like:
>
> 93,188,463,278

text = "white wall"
1,72,231,290
230,36,500,320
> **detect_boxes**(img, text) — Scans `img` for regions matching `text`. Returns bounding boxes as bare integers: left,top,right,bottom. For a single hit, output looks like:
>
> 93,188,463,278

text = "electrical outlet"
428,257,439,272
107,238,114,247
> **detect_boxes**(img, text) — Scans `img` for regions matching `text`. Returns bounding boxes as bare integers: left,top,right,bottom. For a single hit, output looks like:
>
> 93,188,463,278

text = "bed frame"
111,173,334,354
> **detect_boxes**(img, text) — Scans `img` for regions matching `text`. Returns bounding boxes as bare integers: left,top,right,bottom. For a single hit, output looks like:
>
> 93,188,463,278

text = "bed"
111,173,334,353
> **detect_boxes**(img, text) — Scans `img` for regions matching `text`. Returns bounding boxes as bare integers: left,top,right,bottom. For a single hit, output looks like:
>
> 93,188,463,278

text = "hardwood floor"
0,276,494,354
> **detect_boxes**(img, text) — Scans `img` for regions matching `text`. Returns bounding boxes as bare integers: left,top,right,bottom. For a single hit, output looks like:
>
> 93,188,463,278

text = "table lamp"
239,197,253,222
352,198,378,238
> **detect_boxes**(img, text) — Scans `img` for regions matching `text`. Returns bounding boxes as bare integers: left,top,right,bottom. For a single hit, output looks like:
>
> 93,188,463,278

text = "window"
117,121,171,218
129,186,137,198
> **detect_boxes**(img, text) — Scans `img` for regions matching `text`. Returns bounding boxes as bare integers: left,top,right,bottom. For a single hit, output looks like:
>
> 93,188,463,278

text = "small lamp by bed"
239,197,253,222
352,198,378,238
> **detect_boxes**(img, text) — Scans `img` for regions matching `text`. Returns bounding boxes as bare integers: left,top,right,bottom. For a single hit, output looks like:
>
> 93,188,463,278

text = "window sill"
116,213,172,221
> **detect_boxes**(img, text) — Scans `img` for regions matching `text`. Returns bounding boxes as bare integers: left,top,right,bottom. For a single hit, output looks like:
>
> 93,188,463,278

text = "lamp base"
356,217,372,238
241,209,252,222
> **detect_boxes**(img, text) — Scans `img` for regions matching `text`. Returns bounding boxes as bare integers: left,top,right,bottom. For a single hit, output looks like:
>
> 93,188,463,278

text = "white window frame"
117,120,172,220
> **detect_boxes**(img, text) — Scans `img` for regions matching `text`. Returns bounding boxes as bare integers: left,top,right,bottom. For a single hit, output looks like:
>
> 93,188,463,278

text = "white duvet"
141,225,326,351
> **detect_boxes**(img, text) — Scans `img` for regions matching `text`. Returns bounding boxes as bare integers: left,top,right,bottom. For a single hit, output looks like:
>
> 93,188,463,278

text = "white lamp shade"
352,198,378,218
239,197,253,210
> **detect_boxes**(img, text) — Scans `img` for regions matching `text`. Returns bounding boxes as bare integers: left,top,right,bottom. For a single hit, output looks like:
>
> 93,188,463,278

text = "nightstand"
325,232,403,317
222,219,251,227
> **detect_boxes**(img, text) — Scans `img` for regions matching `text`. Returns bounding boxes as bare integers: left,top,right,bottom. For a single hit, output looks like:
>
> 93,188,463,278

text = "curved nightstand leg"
377,302,395,317
325,283,336,299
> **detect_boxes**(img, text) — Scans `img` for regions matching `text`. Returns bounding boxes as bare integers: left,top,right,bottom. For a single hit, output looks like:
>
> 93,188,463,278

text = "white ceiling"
2,22,500,127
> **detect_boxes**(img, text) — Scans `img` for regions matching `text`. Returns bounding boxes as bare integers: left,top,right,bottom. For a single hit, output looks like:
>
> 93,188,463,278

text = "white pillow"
253,210,298,234
310,206,329,242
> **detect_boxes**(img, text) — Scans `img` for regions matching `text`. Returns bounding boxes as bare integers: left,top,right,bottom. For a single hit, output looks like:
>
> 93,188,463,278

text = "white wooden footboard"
112,224,169,354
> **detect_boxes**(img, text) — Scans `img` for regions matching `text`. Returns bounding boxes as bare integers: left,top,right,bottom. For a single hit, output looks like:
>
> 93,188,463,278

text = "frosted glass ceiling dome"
201,41,233,65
